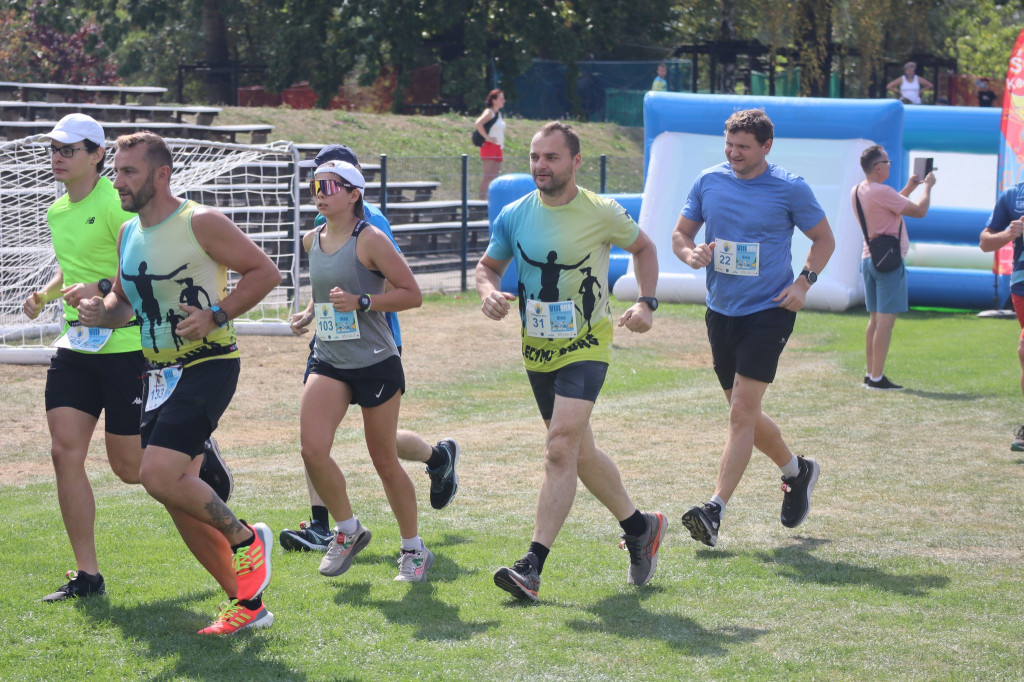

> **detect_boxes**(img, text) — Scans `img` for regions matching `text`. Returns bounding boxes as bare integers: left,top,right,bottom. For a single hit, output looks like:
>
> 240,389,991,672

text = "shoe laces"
396,549,420,576
232,542,259,573
619,535,641,562
511,556,537,576
213,600,242,623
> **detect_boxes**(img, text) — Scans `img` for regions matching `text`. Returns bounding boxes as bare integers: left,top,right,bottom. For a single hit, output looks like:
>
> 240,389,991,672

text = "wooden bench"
0,101,222,125
383,199,488,224
0,81,167,105
1,120,273,145
180,123,274,144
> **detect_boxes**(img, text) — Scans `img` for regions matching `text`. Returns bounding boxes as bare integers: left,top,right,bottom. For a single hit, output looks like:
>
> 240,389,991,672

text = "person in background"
853,145,935,391
475,89,506,200
979,182,1024,450
651,62,668,92
977,78,997,108
887,61,933,104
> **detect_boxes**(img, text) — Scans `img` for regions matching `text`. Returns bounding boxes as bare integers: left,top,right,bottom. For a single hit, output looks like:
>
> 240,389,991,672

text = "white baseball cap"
41,113,106,148
314,160,365,191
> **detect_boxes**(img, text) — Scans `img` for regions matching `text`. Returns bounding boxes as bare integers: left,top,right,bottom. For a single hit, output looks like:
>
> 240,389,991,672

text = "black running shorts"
44,348,145,436
306,354,405,408
526,360,609,421
140,358,239,457
706,307,796,390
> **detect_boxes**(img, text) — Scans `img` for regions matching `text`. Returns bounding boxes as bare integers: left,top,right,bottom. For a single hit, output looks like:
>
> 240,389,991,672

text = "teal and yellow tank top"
119,200,238,366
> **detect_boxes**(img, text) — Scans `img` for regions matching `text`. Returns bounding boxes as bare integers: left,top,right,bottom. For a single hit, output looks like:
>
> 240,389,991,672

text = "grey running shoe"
199,436,233,502
681,502,721,547
42,570,105,602
318,522,372,577
620,511,667,586
780,456,820,528
394,546,434,582
279,521,333,552
426,438,460,509
493,553,541,602
1011,425,1024,452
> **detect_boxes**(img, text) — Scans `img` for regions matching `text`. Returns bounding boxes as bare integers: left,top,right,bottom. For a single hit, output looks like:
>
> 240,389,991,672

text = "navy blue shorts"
44,348,145,436
526,361,608,421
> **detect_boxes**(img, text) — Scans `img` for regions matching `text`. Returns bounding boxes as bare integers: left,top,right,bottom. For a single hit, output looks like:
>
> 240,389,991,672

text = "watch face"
98,279,112,295
213,309,229,326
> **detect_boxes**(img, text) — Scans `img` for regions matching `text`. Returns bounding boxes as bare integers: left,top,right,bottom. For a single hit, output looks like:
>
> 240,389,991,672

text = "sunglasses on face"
310,178,355,197
50,145,87,158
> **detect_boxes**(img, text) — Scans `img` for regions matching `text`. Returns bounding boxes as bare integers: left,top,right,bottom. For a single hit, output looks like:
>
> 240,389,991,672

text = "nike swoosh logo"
373,347,387,354
375,385,385,398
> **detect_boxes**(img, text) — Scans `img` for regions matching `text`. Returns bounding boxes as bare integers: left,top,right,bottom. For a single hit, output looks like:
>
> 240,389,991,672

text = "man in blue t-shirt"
671,108,835,548
279,144,460,553
980,182,1024,450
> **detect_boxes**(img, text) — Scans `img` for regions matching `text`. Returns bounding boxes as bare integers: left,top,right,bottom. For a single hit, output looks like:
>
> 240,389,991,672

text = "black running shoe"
494,553,540,602
279,521,334,552
426,438,460,510
42,570,105,602
780,456,820,528
865,375,903,391
199,436,233,502
681,502,721,547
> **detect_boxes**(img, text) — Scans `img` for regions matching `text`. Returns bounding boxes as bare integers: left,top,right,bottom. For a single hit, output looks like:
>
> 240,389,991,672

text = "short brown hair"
537,121,581,158
859,144,887,174
724,108,773,145
115,131,173,173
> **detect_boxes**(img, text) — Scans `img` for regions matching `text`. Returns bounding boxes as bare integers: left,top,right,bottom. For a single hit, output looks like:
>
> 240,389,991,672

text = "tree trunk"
203,0,233,104
796,0,833,97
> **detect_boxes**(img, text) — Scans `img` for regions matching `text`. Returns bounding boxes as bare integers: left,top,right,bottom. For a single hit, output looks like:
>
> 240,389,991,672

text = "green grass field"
1,297,1022,681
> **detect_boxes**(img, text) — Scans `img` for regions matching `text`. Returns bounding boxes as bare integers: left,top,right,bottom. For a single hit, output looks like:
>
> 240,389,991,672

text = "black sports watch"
799,269,818,285
97,278,112,295
210,305,229,327
637,296,659,311
358,294,372,312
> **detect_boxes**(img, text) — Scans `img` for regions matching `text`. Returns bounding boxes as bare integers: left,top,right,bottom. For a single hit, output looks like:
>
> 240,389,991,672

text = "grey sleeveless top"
310,221,398,369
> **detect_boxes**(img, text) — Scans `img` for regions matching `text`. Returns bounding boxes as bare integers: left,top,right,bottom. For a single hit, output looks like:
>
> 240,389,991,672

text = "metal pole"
379,154,388,217
461,154,469,292
600,154,607,194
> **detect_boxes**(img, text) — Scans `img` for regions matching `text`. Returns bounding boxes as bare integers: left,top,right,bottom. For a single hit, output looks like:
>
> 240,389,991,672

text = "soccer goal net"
0,137,302,364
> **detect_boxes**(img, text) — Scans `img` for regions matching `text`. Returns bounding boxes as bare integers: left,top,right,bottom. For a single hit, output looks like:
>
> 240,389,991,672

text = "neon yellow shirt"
47,177,140,354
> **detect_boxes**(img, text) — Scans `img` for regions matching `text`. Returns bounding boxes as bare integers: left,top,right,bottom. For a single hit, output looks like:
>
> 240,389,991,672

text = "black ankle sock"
230,531,255,553
527,542,550,573
311,505,329,529
425,445,447,469
619,510,647,537
238,596,262,610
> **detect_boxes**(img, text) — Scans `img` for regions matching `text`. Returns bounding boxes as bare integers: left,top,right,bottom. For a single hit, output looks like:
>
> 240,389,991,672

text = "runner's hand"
174,303,216,340
289,309,313,335
23,291,45,319
687,241,715,269
76,296,105,327
618,303,653,333
481,291,515,321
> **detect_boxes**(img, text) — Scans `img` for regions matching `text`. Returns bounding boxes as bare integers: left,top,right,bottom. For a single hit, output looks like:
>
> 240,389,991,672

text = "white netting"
0,137,302,363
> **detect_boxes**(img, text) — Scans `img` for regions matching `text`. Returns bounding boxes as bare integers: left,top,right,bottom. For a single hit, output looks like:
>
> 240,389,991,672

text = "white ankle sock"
710,495,727,517
780,455,800,478
401,535,423,552
335,517,359,535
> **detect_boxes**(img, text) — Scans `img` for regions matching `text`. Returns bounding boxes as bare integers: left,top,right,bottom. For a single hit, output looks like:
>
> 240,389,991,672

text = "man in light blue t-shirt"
671,108,835,549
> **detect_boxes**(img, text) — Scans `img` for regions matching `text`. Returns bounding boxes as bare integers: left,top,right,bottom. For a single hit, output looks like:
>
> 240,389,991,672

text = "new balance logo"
86,217,96,224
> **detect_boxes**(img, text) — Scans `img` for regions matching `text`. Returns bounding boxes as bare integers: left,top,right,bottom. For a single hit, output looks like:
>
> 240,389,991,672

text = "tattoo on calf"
204,493,244,537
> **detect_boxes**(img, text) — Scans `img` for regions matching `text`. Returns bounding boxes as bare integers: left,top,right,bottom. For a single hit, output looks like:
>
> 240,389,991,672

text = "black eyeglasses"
49,145,87,158
874,159,892,167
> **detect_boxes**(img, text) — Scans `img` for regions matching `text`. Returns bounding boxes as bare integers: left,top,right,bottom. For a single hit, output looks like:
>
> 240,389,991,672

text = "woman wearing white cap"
298,159,433,581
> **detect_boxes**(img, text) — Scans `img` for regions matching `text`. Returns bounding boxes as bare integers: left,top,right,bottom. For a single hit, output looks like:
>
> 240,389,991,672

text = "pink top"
851,181,910,259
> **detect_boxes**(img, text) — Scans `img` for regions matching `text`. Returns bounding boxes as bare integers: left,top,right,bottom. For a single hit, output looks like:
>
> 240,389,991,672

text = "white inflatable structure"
614,93,904,311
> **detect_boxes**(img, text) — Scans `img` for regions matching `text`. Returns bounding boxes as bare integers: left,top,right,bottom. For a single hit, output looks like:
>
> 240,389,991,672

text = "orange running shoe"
234,522,272,601
197,599,274,635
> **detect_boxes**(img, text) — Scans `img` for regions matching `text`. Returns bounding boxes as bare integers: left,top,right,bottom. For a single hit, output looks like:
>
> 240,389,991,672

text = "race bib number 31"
714,239,760,277
314,303,361,341
525,299,577,339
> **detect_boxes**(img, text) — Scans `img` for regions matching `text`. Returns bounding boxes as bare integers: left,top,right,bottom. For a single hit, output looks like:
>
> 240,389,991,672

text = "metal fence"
314,153,644,293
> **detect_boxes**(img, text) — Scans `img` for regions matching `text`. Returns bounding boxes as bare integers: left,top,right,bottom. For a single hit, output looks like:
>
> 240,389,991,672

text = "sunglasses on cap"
310,178,357,197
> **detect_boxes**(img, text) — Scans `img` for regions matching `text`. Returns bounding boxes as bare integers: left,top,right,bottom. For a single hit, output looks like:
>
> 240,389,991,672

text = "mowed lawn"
0,297,1021,681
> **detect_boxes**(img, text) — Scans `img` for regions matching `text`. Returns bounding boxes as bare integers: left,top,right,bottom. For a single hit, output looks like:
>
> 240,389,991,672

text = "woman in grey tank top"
297,160,434,582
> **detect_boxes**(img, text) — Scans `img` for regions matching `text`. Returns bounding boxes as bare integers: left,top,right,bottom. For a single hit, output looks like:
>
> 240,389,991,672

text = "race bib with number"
714,239,760,277
145,365,183,412
51,325,113,353
525,299,577,339
314,303,361,341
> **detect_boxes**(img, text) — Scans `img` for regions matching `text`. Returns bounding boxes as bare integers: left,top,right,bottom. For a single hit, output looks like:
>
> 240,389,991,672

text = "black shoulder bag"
472,111,499,147
855,186,903,273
